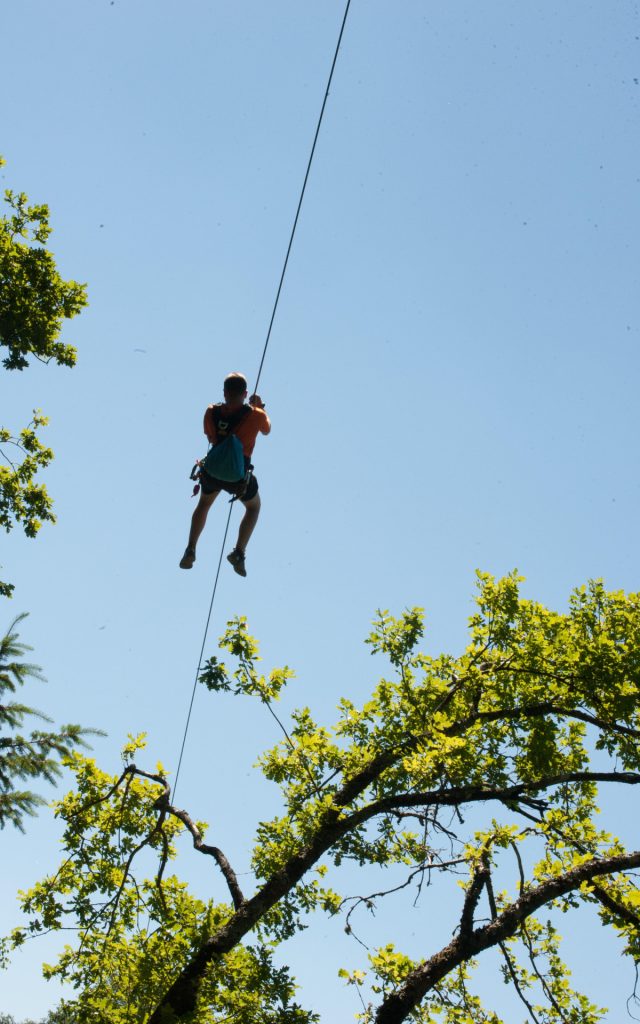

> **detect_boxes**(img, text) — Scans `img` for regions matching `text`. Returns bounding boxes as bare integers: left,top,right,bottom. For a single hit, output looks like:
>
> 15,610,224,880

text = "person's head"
223,372,248,409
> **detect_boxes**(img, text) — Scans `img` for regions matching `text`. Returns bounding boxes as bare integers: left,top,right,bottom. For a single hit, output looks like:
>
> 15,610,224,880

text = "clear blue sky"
2,0,639,1019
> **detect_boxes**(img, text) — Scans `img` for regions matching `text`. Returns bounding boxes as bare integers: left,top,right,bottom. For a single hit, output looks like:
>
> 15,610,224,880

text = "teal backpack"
201,404,250,482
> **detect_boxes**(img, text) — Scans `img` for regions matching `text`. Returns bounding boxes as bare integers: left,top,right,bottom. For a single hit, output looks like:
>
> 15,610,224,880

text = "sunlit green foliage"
0,155,87,596
10,734,316,1024
200,615,295,702
0,156,87,371
0,410,55,540
8,575,640,1022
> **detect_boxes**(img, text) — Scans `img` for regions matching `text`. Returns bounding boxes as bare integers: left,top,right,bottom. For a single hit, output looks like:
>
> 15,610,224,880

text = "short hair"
223,372,248,398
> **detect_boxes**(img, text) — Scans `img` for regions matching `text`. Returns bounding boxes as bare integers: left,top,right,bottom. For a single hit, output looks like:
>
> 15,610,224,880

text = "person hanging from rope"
179,372,271,577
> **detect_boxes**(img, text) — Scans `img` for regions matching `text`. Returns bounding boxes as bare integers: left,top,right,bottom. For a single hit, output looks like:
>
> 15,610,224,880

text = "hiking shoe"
179,546,196,569
227,548,247,577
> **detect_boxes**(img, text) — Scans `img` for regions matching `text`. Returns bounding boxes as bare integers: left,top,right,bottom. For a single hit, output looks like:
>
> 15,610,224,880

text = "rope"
173,0,352,797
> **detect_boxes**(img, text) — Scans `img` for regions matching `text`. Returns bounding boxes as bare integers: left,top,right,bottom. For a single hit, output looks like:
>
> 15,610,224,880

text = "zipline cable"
173,0,352,798
253,0,352,396
174,504,233,798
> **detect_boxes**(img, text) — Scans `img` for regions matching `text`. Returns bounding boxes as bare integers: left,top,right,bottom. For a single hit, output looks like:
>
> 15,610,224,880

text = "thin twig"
485,871,542,1024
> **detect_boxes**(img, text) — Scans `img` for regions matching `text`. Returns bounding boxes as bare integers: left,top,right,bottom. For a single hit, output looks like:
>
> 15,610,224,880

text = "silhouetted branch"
373,848,640,1024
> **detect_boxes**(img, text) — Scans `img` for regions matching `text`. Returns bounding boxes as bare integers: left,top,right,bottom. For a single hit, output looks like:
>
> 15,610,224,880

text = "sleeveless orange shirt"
203,404,270,458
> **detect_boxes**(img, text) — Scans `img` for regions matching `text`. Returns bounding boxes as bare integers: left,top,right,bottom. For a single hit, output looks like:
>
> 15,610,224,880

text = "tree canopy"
0,156,87,372
8,573,640,1023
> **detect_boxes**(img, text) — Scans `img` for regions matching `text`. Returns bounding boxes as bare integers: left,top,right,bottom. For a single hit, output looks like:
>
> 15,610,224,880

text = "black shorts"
200,469,259,502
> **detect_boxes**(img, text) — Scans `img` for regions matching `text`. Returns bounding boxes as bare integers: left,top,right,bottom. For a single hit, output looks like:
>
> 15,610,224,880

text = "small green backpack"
201,404,250,482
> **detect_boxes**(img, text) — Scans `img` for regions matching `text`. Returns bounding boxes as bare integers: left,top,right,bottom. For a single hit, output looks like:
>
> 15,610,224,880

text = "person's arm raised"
249,395,271,434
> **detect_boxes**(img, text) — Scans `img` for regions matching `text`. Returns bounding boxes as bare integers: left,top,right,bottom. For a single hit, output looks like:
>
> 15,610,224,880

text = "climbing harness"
173,0,353,798
190,462,253,503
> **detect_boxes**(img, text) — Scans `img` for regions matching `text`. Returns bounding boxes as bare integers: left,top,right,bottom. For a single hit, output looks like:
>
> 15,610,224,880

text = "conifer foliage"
0,614,94,831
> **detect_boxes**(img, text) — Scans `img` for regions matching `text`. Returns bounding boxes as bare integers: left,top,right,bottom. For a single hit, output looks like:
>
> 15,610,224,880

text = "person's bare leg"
189,490,219,549
180,490,219,568
236,493,260,553
227,493,260,577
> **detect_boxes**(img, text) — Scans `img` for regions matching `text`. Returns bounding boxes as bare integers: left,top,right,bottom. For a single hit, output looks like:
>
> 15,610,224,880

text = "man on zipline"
179,372,271,577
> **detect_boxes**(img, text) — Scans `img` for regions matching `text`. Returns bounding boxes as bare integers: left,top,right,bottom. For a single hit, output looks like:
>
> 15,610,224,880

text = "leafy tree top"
7,573,640,1023
0,156,87,371
0,155,88,594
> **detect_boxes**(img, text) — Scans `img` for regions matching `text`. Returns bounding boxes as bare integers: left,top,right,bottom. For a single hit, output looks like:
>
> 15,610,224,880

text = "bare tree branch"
146,763,640,1021
71,764,135,821
163,800,245,911
450,702,640,741
342,855,468,946
362,771,640,821
519,918,571,1023
127,766,246,912
459,853,490,941
485,870,542,1024
590,883,640,932
71,764,246,916
373,848,640,1024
